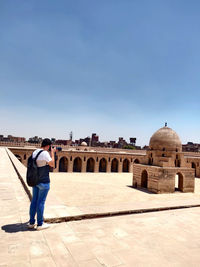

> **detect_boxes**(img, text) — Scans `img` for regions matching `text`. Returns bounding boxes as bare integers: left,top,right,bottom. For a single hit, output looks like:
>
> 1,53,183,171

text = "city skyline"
1,1,200,146
1,130,198,150
0,132,135,144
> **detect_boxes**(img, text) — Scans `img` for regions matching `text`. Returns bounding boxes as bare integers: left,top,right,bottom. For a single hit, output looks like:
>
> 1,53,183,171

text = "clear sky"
1,0,200,146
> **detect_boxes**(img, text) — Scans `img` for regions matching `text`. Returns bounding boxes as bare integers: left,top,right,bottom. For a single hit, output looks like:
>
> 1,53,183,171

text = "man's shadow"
1,222,35,233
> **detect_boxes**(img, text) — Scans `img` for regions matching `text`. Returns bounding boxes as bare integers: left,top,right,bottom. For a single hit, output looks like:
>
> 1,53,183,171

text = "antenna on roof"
165,122,167,127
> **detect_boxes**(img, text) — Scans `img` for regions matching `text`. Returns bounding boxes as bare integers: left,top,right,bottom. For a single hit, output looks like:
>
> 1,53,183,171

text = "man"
28,138,56,230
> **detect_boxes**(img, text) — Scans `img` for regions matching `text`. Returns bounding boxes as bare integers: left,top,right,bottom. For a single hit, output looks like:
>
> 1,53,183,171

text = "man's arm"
48,147,56,168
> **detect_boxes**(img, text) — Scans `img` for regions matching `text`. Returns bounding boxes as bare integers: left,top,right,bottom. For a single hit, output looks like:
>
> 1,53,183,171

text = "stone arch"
111,158,118,172
86,157,95,172
134,158,140,164
141,170,148,188
59,157,68,172
99,158,107,172
73,157,82,172
15,154,22,162
123,159,129,172
175,172,184,192
191,162,196,177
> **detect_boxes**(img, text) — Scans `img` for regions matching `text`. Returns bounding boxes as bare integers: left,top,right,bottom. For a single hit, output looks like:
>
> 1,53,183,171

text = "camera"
49,146,62,152
49,146,61,169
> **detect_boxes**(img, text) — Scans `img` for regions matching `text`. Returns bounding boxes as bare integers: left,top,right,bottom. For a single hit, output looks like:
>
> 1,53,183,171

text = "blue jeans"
29,183,50,226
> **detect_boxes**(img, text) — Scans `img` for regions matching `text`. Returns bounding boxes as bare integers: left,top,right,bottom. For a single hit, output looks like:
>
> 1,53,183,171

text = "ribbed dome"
149,126,182,151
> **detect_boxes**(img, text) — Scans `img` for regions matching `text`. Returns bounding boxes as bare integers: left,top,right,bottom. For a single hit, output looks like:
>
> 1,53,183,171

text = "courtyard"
49,172,200,213
1,147,200,266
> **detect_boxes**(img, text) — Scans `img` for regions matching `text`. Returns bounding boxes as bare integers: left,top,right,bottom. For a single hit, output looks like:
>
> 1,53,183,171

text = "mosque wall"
9,147,144,173
9,147,200,179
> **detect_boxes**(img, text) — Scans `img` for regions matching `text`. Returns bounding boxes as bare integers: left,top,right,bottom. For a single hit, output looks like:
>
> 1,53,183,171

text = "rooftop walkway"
5,147,200,222
1,147,200,266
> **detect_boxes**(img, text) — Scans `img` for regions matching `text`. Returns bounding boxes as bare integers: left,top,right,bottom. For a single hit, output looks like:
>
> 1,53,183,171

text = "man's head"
41,138,52,150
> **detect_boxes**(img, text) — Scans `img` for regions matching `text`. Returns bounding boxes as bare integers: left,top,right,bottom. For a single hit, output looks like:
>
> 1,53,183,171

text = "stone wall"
9,147,144,173
133,164,195,193
186,157,200,177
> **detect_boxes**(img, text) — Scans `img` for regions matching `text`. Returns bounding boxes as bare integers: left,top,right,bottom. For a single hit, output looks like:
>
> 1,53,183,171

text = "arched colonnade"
56,156,141,173
10,148,142,173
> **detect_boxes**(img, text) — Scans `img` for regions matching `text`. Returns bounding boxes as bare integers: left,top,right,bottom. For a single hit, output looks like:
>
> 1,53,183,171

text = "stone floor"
50,172,200,207
1,147,200,266
47,172,200,217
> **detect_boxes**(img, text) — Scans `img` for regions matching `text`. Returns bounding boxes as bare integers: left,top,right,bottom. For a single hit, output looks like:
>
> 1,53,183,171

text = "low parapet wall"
6,148,32,201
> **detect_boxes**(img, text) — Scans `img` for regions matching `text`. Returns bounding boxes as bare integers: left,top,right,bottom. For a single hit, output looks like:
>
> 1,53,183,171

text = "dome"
149,126,182,151
81,141,87,146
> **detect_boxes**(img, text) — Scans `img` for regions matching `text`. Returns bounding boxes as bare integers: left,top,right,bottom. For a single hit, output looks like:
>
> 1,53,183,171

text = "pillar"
129,162,133,173
68,158,73,172
118,161,123,172
107,161,111,172
94,161,99,173
82,160,87,172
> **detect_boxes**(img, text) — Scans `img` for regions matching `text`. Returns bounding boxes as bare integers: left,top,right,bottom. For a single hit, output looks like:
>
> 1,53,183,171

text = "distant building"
28,136,42,144
91,133,99,146
130,137,136,146
118,137,126,148
182,142,200,152
55,139,72,146
0,132,141,149
0,134,26,143
75,136,91,146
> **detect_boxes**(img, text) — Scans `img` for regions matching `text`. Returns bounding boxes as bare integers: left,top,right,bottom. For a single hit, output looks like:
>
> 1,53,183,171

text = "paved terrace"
5,147,200,221
1,147,200,266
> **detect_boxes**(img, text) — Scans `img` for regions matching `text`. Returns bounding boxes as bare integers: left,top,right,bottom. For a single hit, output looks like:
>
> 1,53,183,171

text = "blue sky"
1,0,200,146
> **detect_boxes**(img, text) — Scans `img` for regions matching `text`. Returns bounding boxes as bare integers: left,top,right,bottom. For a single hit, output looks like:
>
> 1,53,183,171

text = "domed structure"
149,126,182,152
81,141,87,146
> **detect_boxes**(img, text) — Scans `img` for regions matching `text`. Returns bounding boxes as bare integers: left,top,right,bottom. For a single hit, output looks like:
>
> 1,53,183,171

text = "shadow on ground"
1,222,35,233
126,185,154,194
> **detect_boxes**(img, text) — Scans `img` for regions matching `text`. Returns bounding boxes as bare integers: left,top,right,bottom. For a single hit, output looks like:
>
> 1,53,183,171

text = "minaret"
70,131,73,141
